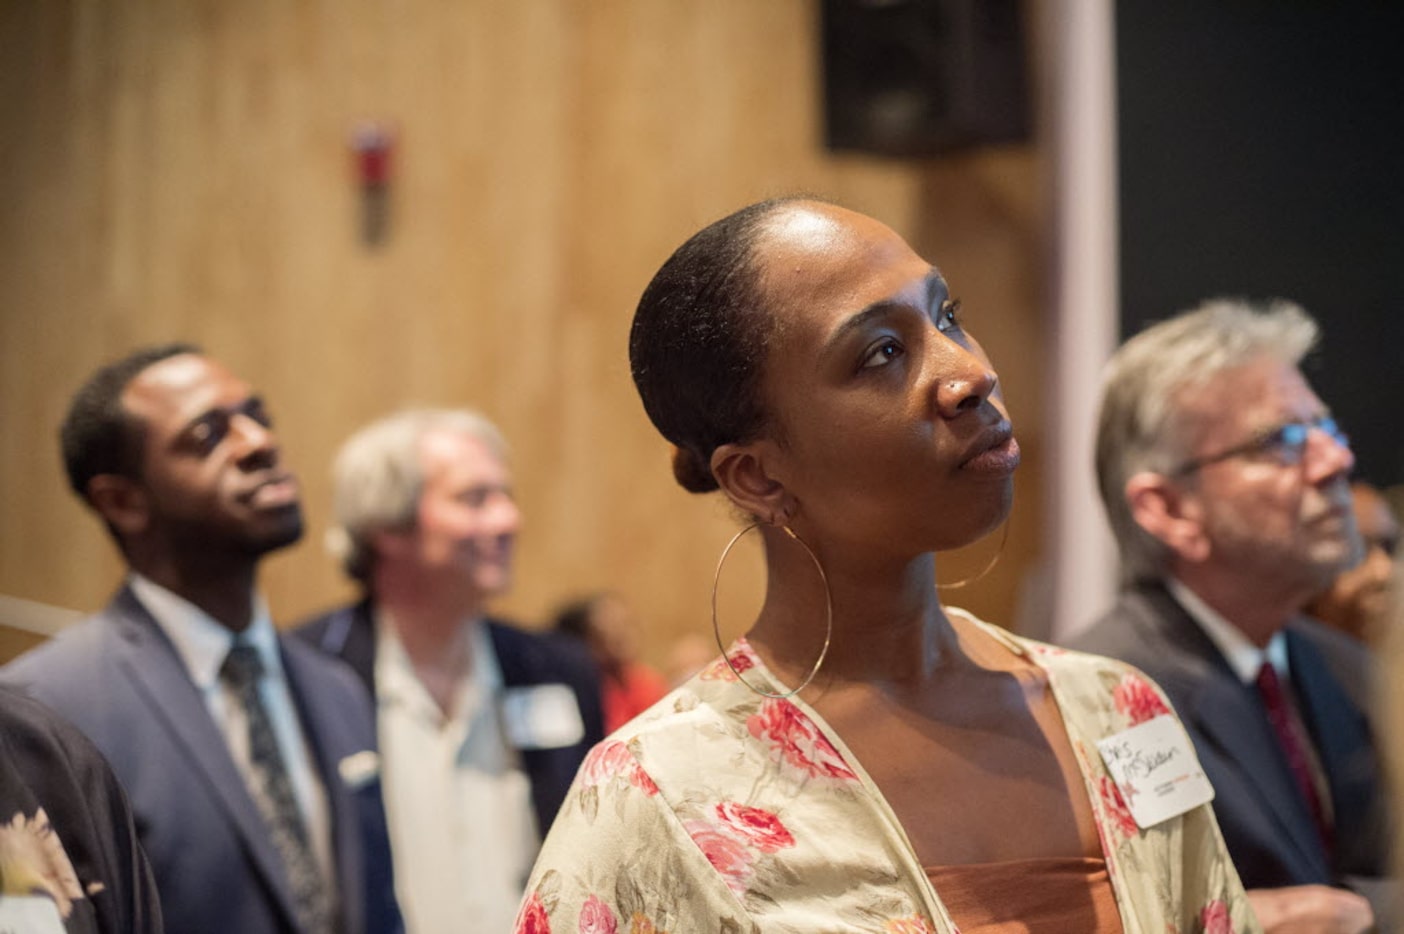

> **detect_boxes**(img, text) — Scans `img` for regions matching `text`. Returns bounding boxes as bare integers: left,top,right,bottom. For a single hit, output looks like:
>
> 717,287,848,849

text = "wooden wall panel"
0,0,1045,667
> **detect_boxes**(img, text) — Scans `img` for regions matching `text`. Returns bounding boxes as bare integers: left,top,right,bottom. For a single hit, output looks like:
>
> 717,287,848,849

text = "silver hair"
325,408,509,581
1096,297,1320,584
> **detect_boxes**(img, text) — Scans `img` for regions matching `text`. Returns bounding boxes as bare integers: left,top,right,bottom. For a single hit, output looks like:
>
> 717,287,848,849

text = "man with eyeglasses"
1068,299,1391,934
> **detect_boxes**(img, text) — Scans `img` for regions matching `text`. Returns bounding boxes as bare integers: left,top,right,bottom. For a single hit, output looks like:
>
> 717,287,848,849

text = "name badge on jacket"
501,684,585,750
1097,714,1215,828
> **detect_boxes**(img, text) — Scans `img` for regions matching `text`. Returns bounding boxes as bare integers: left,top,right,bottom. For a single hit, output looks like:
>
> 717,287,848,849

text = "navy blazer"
1069,582,1389,896
294,599,605,836
0,587,402,934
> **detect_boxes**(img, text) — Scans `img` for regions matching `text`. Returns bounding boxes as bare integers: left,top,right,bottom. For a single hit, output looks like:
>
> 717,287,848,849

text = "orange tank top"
925,856,1124,933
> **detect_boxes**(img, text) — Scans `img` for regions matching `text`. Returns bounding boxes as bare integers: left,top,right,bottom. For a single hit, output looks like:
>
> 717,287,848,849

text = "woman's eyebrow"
924,270,948,310
827,301,905,348
826,270,948,348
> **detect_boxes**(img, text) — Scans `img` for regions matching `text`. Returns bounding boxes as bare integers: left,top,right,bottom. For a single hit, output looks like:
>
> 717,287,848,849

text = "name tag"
501,684,585,750
0,895,67,934
1097,714,1214,828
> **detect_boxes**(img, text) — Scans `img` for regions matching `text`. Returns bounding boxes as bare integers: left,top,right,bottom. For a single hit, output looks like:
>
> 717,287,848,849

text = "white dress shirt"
128,574,336,890
1165,576,1332,815
1166,577,1291,683
374,612,538,934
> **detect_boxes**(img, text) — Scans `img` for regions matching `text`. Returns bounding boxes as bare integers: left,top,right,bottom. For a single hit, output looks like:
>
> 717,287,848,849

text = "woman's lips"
961,427,1021,474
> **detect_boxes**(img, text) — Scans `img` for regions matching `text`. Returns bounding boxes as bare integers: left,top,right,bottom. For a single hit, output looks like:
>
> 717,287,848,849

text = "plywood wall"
0,0,1045,666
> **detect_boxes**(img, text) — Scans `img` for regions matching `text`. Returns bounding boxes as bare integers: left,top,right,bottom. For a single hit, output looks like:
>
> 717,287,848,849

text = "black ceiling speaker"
821,0,1030,156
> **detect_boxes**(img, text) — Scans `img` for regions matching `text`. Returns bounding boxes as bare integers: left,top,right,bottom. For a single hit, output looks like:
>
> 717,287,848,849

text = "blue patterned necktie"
221,642,335,934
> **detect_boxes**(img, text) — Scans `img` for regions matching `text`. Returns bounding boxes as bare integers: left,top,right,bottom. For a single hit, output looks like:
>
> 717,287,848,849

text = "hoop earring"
937,513,1012,591
711,522,833,699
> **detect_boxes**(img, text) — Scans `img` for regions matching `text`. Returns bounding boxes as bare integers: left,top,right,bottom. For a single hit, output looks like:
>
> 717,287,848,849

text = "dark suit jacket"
1069,581,1390,896
0,687,162,934
294,599,604,835
0,587,402,934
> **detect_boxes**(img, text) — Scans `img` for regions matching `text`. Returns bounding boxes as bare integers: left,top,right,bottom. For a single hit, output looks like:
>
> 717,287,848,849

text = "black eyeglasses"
1170,415,1349,477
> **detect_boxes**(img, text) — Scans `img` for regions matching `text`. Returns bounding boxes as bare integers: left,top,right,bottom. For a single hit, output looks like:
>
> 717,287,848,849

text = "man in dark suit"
294,409,602,934
1,344,401,934
1069,300,1390,933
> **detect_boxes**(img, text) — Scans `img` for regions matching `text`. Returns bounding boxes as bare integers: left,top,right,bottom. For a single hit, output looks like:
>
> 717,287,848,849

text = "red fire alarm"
351,121,395,247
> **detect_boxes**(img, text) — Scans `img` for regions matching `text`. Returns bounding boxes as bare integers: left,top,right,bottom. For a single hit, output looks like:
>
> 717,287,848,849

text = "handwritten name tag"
1097,714,1214,829
501,684,585,750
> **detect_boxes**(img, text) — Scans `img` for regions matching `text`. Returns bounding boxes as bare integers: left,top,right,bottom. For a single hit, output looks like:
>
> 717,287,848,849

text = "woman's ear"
1125,471,1210,564
87,474,151,537
711,440,790,524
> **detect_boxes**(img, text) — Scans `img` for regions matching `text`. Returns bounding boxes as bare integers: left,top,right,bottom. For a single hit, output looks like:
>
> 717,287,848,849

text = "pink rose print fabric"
514,892,551,934
513,620,1258,934
1097,774,1140,840
580,740,659,796
1200,899,1233,934
747,698,859,782
683,818,758,895
713,802,795,853
682,803,797,896
700,649,755,682
577,895,618,934
1112,672,1171,726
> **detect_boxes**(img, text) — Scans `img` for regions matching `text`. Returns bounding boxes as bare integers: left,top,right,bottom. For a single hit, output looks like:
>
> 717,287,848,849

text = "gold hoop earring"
711,522,833,699
937,513,1012,591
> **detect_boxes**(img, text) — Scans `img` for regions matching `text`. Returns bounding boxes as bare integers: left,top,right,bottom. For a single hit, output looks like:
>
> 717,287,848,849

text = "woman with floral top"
515,199,1256,934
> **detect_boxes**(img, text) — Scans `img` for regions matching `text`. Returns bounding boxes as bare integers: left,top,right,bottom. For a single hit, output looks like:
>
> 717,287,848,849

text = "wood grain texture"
0,1,1045,666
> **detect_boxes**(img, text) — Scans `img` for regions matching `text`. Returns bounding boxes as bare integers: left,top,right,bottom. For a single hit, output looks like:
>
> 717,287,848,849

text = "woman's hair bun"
670,445,720,494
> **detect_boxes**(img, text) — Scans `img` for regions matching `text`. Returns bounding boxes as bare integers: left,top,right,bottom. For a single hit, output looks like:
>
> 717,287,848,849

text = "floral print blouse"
515,611,1258,934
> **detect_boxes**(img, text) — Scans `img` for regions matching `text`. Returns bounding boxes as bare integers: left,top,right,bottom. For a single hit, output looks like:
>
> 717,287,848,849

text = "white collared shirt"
1165,577,1332,816
1165,577,1291,685
128,574,336,890
373,612,538,934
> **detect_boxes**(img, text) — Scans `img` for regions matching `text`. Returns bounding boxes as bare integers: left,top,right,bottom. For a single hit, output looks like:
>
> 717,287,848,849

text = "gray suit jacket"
0,587,402,934
1069,582,1390,900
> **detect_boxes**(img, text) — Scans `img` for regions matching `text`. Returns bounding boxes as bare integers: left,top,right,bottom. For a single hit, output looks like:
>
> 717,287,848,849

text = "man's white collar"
1165,577,1290,684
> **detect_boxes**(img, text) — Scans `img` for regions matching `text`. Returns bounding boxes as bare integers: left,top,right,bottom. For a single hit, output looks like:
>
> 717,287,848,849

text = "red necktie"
1254,661,1332,854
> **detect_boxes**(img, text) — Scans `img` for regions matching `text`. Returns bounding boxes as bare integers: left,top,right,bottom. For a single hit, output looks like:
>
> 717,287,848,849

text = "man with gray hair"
1069,299,1390,932
295,409,603,934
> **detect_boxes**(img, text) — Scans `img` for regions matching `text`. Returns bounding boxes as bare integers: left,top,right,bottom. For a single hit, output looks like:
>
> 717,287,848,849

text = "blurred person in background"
0,345,401,934
295,408,603,934
1380,549,1404,912
553,592,668,733
1306,480,1400,647
1069,300,1390,933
